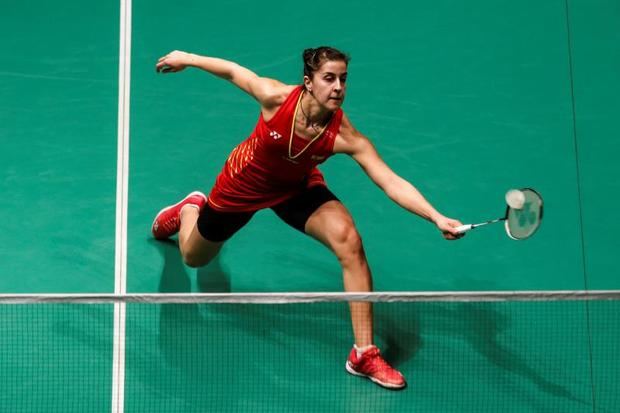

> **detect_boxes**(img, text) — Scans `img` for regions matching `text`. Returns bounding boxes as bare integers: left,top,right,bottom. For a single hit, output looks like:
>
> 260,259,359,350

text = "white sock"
354,344,374,357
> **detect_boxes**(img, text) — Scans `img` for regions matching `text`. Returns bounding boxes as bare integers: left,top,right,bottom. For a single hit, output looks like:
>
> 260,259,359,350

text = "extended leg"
304,200,406,389
304,201,373,346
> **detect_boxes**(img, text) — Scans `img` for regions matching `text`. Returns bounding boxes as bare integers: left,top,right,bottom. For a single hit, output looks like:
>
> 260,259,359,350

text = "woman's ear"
303,75,312,93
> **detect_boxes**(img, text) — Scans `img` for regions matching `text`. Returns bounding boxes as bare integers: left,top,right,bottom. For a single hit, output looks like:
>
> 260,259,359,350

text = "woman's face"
304,60,348,111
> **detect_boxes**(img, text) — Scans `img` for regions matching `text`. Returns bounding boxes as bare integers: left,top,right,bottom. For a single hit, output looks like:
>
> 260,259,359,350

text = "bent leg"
178,206,224,267
304,201,374,347
179,203,256,268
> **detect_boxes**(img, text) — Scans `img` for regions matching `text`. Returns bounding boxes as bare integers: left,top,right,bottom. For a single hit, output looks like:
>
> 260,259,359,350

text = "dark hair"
303,46,350,78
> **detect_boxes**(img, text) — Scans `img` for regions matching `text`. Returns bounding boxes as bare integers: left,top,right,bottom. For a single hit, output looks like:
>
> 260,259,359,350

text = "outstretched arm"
334,114,463,239
155,50,291,109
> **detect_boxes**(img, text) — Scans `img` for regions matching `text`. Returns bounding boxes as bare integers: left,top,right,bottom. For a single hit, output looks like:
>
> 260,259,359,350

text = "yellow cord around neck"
288,90,331,160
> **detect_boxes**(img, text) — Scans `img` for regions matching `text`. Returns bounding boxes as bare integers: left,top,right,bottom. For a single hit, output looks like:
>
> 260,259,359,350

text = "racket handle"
455,224,473,234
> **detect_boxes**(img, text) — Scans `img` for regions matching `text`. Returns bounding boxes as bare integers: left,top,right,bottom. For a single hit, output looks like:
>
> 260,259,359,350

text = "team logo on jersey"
269,130,282,140
311,155,326,161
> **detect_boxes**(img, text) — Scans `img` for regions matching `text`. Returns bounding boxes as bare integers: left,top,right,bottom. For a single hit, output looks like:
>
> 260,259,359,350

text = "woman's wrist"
186,52,199,67
428,211,443,224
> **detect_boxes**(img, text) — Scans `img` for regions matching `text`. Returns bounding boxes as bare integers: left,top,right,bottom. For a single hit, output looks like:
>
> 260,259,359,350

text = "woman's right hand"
156,50,194,73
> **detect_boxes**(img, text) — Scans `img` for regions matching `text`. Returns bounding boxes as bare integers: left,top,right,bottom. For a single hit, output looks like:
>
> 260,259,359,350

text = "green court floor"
1,0,618,411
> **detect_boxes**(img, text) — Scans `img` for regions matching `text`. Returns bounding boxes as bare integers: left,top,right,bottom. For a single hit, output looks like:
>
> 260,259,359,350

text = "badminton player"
152,47,464,389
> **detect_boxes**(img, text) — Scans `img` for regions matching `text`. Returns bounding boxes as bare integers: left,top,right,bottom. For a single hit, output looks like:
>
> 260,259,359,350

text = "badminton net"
0,291,618,413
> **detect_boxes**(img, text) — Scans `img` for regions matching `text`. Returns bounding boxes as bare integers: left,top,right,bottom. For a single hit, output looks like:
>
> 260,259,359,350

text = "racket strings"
505,189,543,240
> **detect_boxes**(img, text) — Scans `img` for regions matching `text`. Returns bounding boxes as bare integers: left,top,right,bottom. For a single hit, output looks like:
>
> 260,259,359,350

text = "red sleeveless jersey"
207,85,343,212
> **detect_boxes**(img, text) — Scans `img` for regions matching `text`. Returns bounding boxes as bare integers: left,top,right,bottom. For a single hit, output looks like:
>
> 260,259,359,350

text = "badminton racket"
455,188,543,240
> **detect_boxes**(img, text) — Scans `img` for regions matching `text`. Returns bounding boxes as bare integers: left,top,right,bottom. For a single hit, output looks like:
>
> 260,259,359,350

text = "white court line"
113,0,131,411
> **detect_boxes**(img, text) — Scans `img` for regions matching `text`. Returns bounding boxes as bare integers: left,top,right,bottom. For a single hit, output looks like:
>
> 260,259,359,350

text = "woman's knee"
329,221,365,264
181,251,209,268
180,241,222,268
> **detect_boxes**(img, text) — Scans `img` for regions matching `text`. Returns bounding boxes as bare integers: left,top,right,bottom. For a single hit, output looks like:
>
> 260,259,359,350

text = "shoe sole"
345,361,407,390
151,191,207,238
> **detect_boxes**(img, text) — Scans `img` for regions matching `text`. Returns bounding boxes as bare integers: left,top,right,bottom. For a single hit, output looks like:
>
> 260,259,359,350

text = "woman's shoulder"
259,83,300,121
266,83,298,107
253,79,297,108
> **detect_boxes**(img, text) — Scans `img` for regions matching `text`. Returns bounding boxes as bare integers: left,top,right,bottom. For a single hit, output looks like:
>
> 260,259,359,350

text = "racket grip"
455,224,473,234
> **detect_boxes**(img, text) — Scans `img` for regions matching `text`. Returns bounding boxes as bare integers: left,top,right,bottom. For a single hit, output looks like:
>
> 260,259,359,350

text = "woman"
152,47,464,390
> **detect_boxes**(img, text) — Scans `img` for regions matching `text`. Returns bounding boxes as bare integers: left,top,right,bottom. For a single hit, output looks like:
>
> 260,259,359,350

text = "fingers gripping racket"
455,188,544,240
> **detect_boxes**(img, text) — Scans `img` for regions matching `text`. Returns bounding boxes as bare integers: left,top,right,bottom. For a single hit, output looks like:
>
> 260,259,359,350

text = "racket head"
504,188,544,240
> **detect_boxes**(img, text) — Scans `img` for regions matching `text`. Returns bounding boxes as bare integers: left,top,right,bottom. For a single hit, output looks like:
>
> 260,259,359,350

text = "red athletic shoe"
151,191,207,239
345,346,406,389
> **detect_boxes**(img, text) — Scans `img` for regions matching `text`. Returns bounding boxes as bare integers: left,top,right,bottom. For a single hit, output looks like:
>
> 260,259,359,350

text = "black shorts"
196,185,340,242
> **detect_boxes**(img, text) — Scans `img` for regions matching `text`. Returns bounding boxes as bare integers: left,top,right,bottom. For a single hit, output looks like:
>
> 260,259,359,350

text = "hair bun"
303,48,315,61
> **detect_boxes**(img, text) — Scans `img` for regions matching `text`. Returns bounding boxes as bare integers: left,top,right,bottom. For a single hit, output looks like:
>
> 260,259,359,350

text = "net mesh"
0,292,618,413
0,304,113,412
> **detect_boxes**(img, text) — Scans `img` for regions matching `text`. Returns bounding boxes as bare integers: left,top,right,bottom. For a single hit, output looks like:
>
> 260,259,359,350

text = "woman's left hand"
156,50,193,73
434,216,465,240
